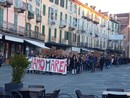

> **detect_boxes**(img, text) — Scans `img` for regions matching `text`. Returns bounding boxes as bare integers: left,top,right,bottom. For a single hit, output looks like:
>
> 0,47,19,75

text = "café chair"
106,88,124,92
19,91,31,98
75,90,99,98
45,89,60,98
12,91,23,98
58,93,72,98
107,94,128,98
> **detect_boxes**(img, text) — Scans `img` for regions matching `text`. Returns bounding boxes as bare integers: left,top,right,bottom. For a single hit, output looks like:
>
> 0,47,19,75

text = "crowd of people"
66,52,130,74
28,50,130,75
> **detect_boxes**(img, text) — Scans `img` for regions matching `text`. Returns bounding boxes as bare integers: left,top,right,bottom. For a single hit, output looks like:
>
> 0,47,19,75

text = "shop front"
1,35,24,64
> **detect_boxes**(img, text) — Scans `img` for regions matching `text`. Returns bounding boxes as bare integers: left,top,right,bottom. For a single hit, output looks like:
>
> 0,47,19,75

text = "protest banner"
28,57,67,74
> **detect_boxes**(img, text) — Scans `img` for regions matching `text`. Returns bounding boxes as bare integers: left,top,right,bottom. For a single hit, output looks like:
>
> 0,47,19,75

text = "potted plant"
5,53,30,94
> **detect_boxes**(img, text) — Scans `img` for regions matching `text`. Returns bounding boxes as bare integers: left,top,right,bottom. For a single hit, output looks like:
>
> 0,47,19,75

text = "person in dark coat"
0,50,3,67
99,55,105,71
71,55,77,74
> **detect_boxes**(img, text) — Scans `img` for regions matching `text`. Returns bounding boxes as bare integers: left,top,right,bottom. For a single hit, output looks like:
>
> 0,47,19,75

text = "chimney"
93,6,96,10
85,3,88,6
90,5,96,10
99,10,101,13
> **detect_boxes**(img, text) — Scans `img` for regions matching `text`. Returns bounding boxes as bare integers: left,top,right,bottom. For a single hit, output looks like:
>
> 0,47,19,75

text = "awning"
25,39,49,49
5,35,24,43
72,47,80,53
0,34,2,39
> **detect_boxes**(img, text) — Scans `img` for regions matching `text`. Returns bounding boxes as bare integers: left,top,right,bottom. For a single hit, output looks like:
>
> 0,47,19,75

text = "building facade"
116,13,130,57
0,0,122,64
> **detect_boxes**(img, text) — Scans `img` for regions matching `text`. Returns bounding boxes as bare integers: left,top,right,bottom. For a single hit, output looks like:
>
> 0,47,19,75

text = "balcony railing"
36,15,42,23
0,0,13,7
59,21,66,29
87,14,92,21
25,30,44,41
14,1,26,13
51,36,56,42
68,23,75,31
28,11,34,19
93,17,99,24
61,39,68,45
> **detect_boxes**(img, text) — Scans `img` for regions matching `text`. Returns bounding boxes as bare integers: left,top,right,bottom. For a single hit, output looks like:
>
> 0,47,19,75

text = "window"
73,34,76,42
42,25,45,35
55,0,59,5
26,23,31,31
65,14,67,24
48,7,58,21
48,28,51,42
14,13,18,32
49,0,53,2
66,0,68,9
48,7,54,20
74,4,77,13
0,8,4,26
35,26,39,32
78,7,80,15
60,12,62,21
65,31,69,40
59,30,62,42
55,9,58,20
43,4,46,16
70,2,72,13
54,29,57,38
35,8,40,15
82,10,84,16
60,0,64,7
70,16,72,25
73,17,77,26
35,0,40,6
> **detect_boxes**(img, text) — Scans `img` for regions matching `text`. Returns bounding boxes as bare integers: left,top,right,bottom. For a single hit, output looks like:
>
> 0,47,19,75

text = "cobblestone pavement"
0,64,130,98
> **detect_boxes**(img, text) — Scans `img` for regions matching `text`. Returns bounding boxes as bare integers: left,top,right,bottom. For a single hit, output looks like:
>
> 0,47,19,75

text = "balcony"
28,11,34,19
72,41,77,46
86,14,92,21
38,33,45,41
93,17,99,24
59,21,66,29
0,21,16,33
36,15,42,23
100,24,105,27
68,24,75,31
51,36,56,42
14,1,26,13
61,39,68,45
110,14,118,23
0,0,13,7
17,26,25,36
82,15,88,20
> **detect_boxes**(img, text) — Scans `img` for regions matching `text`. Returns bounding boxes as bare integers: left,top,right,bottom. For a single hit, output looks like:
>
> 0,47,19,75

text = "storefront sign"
28,57,67,74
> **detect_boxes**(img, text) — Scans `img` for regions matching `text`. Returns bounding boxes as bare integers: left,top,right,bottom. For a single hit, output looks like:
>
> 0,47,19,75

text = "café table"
19,87,45,98
102,91,130,98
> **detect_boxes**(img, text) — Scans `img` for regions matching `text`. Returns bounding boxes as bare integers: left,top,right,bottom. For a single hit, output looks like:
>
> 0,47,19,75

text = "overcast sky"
80,0,130,14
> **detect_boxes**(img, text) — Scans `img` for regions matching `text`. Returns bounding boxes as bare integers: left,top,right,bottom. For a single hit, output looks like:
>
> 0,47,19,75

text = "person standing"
0,50,3,67
99,55,105,71
71,55,77,74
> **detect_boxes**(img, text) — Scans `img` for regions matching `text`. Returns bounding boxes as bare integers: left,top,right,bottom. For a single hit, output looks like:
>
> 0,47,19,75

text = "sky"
80,0,130,14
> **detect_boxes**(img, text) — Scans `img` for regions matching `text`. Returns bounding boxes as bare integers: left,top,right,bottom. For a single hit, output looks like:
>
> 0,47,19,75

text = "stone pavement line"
0,64,130,98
